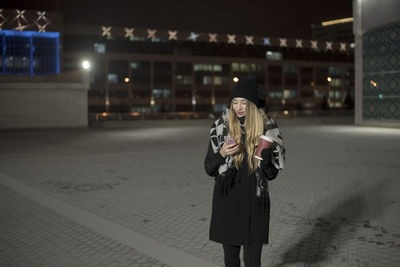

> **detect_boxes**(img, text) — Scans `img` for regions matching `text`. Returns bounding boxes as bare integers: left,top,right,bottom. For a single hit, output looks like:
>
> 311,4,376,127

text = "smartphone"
226,137,236,145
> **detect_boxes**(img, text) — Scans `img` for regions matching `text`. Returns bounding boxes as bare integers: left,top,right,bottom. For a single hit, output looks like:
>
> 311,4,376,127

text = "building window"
176,75,193,85
268,91,283,98
107,74,118,83
131,106,151,112
194,64,213,72
153,89,171,99
94,43,106,54
283,89,297,98
266,51,283,60
202,76,212,85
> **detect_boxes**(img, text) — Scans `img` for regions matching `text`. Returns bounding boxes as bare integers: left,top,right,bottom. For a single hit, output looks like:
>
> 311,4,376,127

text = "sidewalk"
0,118,399,266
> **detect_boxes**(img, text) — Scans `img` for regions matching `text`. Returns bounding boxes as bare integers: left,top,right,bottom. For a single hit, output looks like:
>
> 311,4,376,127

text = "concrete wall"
353,0,400,127
0,71,89,129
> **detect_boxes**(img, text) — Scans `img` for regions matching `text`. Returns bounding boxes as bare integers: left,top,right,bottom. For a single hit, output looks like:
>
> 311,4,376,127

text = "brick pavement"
0,118,400,266
0,184,168,267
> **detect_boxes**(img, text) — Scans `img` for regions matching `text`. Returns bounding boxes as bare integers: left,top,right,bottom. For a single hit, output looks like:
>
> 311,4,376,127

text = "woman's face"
232,97,247,118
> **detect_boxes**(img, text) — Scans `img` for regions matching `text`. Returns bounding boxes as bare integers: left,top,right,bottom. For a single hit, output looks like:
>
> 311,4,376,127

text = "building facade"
1,8,355,116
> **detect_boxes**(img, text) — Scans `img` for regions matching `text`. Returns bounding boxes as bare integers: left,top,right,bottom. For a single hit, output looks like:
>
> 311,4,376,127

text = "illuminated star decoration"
227,34,236,44
34,11,49,32
13,9,28,23
209,33,217,43
0,9,6,30
325,41,333,50
36,11,47,21
279,38,287,47
35,21,49,32
311,40,318,49
147,29,157,39
263,38,270,46
12,10,29,31
188,32,199,41
295,39,303,48
168,30,178,40
124,27,134,39
245,36,254,45
15,21,29,31
340,43,347,51
101,26,112,38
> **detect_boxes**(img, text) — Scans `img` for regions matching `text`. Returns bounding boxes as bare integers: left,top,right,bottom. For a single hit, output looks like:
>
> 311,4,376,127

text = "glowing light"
124,77,130,83
82,60,90,70
101,26,112,38
325,41,333,50
188,32,199,41
279,38,287,47
283,110,289,115
124,27,134,39
295,39,303,48
311,40,318,49
227,34,236,44
150,99,155,106
370,80,378,87
327,77,332,82
378,94,383,99
233,77,239,83
245,35,254,45
209,33,217,42
147,29,157,39
168,30,178,40
321,17,353,27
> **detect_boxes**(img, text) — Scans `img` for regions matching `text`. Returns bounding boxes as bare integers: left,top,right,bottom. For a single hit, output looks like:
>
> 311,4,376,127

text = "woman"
204,76,285,267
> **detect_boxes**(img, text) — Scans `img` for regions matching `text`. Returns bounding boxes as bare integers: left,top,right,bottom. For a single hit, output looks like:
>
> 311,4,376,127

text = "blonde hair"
228,100,265,173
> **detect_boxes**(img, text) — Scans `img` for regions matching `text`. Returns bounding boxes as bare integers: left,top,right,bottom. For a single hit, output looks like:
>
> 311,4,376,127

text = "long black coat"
204,137,279,246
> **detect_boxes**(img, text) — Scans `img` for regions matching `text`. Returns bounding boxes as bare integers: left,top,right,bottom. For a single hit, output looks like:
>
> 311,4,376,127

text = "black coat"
204,138,279,246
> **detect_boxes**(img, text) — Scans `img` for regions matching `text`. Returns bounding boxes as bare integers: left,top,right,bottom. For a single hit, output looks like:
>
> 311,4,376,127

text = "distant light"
150,99,155,106
192,95,197,105
82,60,90,70
124,77,130,83
233,77,239,83
327,77,332,82
283,110,289,115
321,17,353,27
378,94,383,99
350,42,356,48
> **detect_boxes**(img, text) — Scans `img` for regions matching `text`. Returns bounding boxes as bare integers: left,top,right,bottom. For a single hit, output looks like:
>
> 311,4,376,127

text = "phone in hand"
226,137,236,145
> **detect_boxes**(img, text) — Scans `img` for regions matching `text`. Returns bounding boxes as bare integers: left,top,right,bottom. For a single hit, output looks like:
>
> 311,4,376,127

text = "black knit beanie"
229,75,260,107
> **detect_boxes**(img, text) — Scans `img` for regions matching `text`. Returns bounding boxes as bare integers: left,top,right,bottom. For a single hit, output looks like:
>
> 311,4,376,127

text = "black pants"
222,243,263,267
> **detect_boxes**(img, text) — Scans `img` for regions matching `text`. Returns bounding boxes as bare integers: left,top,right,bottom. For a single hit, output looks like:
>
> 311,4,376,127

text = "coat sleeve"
264,164,279,181
260,149,279,181
204,141,225,177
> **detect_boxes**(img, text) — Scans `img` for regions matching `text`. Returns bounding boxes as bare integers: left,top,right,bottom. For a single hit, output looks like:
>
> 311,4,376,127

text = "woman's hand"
219,142,240,158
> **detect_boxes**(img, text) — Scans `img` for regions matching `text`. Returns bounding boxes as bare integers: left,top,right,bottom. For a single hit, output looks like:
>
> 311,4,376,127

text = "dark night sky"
2,0,353,39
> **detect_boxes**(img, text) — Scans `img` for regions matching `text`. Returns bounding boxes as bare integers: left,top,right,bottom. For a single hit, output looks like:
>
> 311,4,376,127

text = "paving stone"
1,118,400,266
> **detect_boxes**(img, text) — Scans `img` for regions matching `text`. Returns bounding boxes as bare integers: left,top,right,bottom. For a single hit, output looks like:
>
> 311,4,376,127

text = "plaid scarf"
209,108,285,206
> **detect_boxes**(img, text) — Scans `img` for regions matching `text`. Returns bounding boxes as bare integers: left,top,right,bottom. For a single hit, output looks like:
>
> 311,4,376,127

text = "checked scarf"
209,108,285,203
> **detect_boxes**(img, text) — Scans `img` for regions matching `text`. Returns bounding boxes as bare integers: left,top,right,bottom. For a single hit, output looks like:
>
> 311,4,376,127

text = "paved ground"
0,117,399,267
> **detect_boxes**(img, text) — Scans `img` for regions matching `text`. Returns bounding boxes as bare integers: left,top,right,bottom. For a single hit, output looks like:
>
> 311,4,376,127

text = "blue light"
378,94,383,99
0,30,60,75
0,30,60,38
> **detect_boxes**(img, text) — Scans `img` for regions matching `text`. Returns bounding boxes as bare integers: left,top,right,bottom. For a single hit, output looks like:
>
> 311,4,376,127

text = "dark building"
312,17,354,43
1,8,355,117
